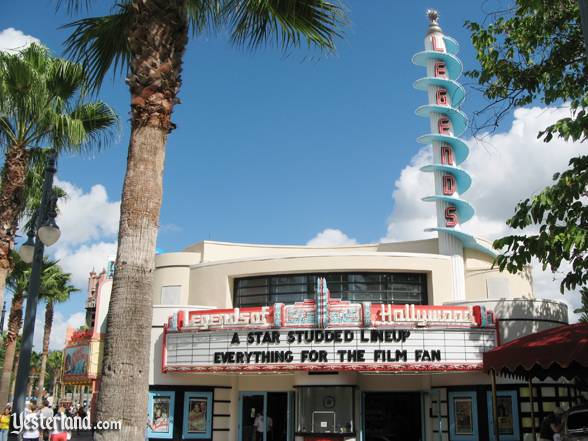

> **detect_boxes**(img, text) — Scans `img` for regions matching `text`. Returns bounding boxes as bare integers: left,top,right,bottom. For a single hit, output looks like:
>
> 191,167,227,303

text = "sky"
0,0,583,349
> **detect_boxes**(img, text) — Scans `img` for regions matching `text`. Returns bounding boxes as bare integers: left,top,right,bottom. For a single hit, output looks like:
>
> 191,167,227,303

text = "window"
234,273,427,307
160,285,182,304
296,386,354,435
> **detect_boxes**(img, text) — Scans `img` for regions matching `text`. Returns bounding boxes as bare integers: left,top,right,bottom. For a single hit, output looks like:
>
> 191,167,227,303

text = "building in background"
61,258,113,411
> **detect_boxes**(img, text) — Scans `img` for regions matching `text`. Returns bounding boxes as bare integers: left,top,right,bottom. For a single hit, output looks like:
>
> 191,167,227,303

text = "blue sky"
2,1,582,347
3,1,493,248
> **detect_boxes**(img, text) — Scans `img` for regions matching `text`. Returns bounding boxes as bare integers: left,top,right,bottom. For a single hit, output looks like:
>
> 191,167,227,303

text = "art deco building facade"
71,12,582,441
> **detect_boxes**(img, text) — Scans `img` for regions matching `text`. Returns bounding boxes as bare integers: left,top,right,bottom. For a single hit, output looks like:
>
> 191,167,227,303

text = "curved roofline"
189,251,452,270
182,238,437,252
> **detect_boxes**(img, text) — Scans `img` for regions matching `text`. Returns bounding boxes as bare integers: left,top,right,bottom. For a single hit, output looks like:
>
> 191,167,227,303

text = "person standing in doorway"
539,407,564,441
253,412,265,441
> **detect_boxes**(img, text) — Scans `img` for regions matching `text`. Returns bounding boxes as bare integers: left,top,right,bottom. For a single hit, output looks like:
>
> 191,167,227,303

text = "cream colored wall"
184,241,379,261
96,279,111,335
447,299,568,342
377,238,438,254
153,252,201,305
186,253,455,308
88,340,102,378
151,240,537,312
464,249,533,301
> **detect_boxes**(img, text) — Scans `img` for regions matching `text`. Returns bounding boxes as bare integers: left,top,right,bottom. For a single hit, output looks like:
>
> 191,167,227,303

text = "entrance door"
239,392,290,441
363,392,422,441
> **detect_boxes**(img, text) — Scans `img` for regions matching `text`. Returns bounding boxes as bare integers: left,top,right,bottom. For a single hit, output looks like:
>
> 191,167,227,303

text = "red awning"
483,323,588,380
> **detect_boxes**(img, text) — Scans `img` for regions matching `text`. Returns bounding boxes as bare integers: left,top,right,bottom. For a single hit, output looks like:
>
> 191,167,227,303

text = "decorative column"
413,10,474,301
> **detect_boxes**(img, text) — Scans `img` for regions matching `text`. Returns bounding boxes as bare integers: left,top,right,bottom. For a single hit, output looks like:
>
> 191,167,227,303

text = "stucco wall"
153,252,201,304
464,249,533,301
152,241,534,309
186,253,456,308
447,299,569,342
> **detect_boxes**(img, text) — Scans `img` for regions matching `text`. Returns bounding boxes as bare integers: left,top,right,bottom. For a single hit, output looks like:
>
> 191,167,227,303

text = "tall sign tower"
413,10,476,301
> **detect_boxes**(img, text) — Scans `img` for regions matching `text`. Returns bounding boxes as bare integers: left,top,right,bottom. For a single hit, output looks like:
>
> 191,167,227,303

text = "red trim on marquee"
162,324,168,375
162,362,483,374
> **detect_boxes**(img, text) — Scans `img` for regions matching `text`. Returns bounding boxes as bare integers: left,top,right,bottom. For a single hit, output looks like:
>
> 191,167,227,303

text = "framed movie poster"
486,390,520,441
455,398,474,434
148,391,175,439
182,391,213,439
448,391,479,441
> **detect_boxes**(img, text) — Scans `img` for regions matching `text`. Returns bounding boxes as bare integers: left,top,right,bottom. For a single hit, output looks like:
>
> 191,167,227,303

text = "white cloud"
0,28,39,53
33,310,85,351
383,106,584,319
38,178,120,288
53,241,118,288
54,178,120,247
307,228,357,247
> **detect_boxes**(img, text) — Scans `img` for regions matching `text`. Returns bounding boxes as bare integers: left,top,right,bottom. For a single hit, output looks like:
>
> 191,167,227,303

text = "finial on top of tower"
426,9,442,34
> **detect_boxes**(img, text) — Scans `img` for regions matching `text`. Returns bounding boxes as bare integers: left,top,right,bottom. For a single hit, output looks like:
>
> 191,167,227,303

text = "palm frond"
62,4,133,90
55,0,97,15
69,101,119,150
46,58,87,104
187,0,223,35
223,0,346,52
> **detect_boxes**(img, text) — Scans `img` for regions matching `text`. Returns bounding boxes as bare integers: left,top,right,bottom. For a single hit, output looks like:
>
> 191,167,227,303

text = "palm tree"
0,256,60,405
0,253,28,406
0,43,117,312
62,2,346,439
27,351,41,399
574,287,588,323
36,265,78,404
46,351,64,401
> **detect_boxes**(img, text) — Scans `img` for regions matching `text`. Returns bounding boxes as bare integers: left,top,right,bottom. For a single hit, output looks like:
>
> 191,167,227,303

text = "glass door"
239,392,291,441
240,393,266,441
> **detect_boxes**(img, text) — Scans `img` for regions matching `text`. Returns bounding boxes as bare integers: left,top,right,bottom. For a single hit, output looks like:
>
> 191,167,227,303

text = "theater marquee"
162,279,496,373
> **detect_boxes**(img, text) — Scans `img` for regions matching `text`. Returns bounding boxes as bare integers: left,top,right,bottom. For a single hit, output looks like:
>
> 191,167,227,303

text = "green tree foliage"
574,287,588,322
466,0,588,293
45,351,63,393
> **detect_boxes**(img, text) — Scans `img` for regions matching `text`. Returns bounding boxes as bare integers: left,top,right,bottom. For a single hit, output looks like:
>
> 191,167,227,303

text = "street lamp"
37,196,61,247
17,231,35,264
12,150,59,421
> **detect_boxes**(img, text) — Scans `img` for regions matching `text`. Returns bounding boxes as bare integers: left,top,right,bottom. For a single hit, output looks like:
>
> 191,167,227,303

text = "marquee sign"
163,327,496,373
163,278,495,373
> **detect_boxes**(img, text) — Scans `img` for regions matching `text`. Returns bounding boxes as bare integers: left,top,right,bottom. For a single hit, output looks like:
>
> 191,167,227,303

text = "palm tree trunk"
0,144,29,318
0,290,24,406
94,1,187,440
36,301,53,404
9,352,19,401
